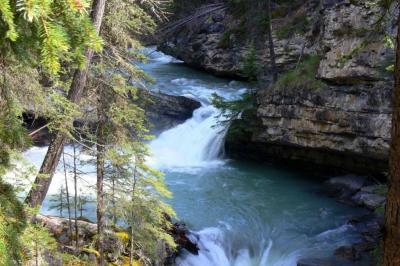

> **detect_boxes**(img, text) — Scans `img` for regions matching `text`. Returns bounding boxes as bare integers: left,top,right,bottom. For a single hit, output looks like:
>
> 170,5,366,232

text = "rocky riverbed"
34,214,199,265
297,174,386,266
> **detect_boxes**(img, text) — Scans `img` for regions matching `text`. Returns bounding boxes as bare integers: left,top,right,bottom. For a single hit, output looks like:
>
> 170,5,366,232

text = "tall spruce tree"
0,0,102,178
0,2,101,263
25,0,107,208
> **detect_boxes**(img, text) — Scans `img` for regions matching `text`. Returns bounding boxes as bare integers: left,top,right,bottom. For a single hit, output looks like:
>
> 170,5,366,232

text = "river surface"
21,48,368,266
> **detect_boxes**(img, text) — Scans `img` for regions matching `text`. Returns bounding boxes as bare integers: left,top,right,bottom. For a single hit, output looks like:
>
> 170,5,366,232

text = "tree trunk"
62,151,73,243
24,0,107,208
96,88,106,266
73,143,79,250
382,8,400,266
112,177,117,227
266,0,277,83
130,221,135,266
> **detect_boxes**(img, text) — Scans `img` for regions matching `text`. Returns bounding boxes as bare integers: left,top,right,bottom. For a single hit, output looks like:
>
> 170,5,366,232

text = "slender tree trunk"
130,166,138,266
266,0,277,82
129,219,135,266
59,190,63,217
35,240,38,266
382,8,400,266
62,151,73,242
97,88,106,266
79,197,84,217
73,143,79,250
25,0,107,208
112,177,117,227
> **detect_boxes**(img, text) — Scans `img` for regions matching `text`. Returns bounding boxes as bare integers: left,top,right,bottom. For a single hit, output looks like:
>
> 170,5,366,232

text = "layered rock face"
159,8,245,78
229,83,391,174
159,0,395,174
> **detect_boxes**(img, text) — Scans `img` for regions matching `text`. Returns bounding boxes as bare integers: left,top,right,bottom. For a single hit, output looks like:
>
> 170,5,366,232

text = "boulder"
170,222,199,255
351,191,385,209
137,89,201,133
34,215,125,262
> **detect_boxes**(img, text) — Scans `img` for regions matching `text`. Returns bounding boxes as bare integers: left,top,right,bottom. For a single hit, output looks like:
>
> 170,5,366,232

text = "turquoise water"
22,48,368,266
143,48,368,265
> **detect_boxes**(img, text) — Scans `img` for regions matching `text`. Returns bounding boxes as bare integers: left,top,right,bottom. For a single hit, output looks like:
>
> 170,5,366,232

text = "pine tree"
69,1,173,263
25,0,107,208
21,222,58,266
48,186,68,217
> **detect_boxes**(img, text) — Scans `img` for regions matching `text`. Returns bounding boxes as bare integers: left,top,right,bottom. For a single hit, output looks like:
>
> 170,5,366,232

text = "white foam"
149,105,227,170
143,46,183,63
5,146,97,200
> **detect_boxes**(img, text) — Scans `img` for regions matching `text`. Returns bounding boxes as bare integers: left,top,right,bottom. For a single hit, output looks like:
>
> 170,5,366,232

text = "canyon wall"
159,0,396,175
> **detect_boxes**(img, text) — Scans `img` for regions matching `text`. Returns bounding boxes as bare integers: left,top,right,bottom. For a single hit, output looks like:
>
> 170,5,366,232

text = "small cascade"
149,105,228,168
176,228,277,266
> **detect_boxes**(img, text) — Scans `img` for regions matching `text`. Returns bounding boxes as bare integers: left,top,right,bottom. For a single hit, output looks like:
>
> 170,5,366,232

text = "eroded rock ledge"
24,90,201,145
226,82,391,175
159,0,396,175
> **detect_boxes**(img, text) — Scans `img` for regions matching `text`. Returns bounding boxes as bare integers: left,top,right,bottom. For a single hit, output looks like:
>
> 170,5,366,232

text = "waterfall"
149,104,227,169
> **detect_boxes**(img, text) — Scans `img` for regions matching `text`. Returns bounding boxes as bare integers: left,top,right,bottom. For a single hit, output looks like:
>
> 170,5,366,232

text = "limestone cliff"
159,0,396,174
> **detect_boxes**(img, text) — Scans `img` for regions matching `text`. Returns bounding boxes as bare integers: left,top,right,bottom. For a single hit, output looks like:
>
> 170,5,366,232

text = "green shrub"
274,55,327,91
212,92,256,128
241,43,259,81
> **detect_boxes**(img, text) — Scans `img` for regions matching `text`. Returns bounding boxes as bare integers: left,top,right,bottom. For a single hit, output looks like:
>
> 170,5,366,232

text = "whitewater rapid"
13,47,367,266
144,48,366,266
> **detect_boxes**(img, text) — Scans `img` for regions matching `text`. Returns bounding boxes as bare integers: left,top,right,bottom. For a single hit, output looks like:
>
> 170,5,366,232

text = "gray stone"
159,1,395,174
328,175,366,192
351,191,385,209
136,89,201,133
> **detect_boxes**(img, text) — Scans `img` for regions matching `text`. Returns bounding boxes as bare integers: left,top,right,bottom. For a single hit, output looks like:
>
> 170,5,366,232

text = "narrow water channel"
23,48,368,266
